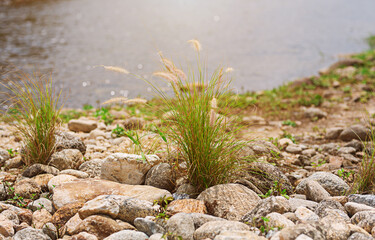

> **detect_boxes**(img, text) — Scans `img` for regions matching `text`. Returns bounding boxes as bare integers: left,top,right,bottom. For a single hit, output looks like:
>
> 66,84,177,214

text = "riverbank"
0,48,374,239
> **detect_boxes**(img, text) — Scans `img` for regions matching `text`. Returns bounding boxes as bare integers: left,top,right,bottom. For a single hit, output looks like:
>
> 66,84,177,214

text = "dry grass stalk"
99,65,129,74
153,71,178,84
187,39,202,52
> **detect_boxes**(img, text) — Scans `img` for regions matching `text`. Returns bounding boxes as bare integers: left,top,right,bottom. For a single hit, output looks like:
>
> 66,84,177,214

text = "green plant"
367,35,375,49
311,159,326,168
1,72,62,166
112,125,126,137
282,120,297,127
259,216,274,234
3,181,28,208
6,148,17,158
147,41,244,191
259,181,289,200
337,168,354,181
83,104,93,111
349,126,375,194
282,132,296,144
154,195,174,220
94,107,114,125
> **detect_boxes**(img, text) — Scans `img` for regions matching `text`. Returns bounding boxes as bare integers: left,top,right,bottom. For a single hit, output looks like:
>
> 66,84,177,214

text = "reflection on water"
1,0,375,108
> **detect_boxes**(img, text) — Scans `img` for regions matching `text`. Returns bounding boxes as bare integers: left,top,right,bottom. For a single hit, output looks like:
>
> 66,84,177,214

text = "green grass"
367,35,375,49
1,72,62,166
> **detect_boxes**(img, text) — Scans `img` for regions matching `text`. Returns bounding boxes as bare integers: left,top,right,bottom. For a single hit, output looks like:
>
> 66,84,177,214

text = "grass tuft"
1,71,62,166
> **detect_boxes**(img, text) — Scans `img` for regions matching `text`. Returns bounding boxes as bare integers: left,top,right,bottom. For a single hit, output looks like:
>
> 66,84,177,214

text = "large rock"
326,127,344,140
32,209,52,229
339,124,371,141
48,149,84,170
103,230,148,240
14,227,51,240
78,158,105,178
305,180,331,202
345,202,375,217
296,172,349,196
52,202,84,226
68,119,98,133
277,223,324,240
241,196,291,227
320,214,351,240
145,163,175,192
197,183,260,221
55,132,86,155
14,178,41,199
48,174,78,192
266,212,295,229
165,213,195,240
166,199,207,215
351,211,375,232
314,199,346,219
52,179,172,209
133,217,165,236
193,221,250,240
348,194,375,208
304,107,327,119
100,153,159,185
79,195,160,224
22,164,59,178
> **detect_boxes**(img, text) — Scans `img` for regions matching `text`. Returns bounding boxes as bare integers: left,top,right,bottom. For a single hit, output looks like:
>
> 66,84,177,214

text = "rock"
301,149,316,157
78,195,160,224
14,227,52,240
48,174,78,192
286,144,303,154
55,132,86,155
4,155,23,170
14,178,41,199
351,211,375,232
109,109,130,120
278,138,294,148
174,183,197,199
345,202,375,217
326,58,364,73
296,172,349,196
88,129,106,139
314,199,346,218
145,163,175,192
78,158,104,178
122,117,145,130
59,169,89,178
70,232,98,240
165,213,195,240
42,222,58,240
338,147,356,155
335,66,356,78
241,140,281,157
339,124,371,141
1,209,19,225
197,183,260,221
166,199,207,215
32,209,52,229
295,206,319,222
33,174,54,191
100,153,159,185
266,212,295,229
49,149,84,170
320,214,351,240
278,223,324,240
188,213,227,229
133,217,164,236
64,213,83,235
193,221,250,240
305,180,331,202
295,234,313,240
304,107,327,119
344,139,364,151
52,179,172,209
241,196,291,227
0,149,10,162
72,215,125,240
348,194,375,208
0,217,15,237
52,202,84,226
22,164,59,178
214,230,267,240
348,232,374,240
326,127,344,140
0,203,32,225
68,119,97,133
321,143,339,155
149,233,163,240
103,230,148,240
242,115,266,125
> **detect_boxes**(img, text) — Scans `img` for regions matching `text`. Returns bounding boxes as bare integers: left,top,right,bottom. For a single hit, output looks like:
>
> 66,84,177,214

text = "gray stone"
55,131,86,155
348,232,374,240
304,107,327,119
315,200,346,218
348,194,375,208
134,217,165,236
78,195,160,224
166,213,195,240
339,124,371,141
104,230,148,240
286,144,303,154
78,158,105,178
49,149,84,171
214,230,267,240
301,149,316,157
344,139,364,151
68,119,97,133
1,209,19,225
326,127,344,140
14,227,51,240
59,169,89,178
320,214,350,240
42,222,57,240
100,153,159,185
194,221,250,240
29,198,54,214
305,180,331,202
22,164,59,178
14,178,41,199
266,212,295,228
189,213,227,229
295,206,319,222
345,202,375,217
320,143,339,155
351,211,375,232
338,147,357,155
145,163,175,192
277,223,324,240
197,183,260,221
241,196,291,227
296,172,349,196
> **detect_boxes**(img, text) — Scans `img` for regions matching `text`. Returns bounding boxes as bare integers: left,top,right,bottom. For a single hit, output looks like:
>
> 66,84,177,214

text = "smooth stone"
48,174,78,192
314,199,346,218
68,119,98,133
348,194,375,208
22,164,59,178
14,178,41,199
345,202,375,217
49,149,84,171
305,180,331,202
266,212,295,228
194,221,250,240
14,227,51,240
339,124,371,141
103,230,148,240
351,211,375,232
214,230,267,240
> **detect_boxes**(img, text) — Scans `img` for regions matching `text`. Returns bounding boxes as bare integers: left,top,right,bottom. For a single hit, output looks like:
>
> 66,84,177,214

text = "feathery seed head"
153,71,178,84
187,39,202,52
99,65,129,74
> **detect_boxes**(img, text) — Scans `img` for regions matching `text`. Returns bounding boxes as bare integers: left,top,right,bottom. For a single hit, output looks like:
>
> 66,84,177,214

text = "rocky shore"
0,48,374,240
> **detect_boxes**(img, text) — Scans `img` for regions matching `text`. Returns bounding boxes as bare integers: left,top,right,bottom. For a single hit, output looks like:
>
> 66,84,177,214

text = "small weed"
282,132,296,144
6,148,18,158
83,104,93,111
112,125,126,137
59,109,83,123
154,195,174,220
282,120,297,127
311,159,326,168
259,181,289,200
94,107,114,125
259,216,274,234
337,168,354,181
